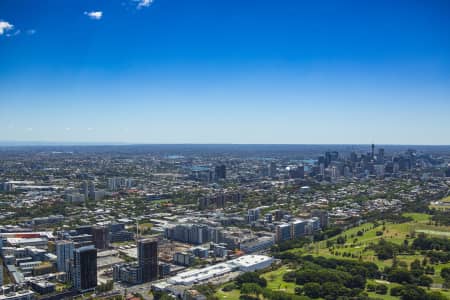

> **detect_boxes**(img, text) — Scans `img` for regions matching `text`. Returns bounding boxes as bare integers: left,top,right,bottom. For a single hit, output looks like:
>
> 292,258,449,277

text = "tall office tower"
378,148,385,164
92,225,110,250
325,151,339,167
73,245,97,292
275,223,292,242
88,182,96,200
214,165,226,180
289,165,304,179
371,144,375,160
350,152,358,163
247,208,260,223
56,240,74,278
81,181,89,199
138,239,158,282
108,178,117,191
311,209,329,229
268,162,277,177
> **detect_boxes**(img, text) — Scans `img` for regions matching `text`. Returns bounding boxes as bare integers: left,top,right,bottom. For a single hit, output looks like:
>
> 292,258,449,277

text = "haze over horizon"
1,0,450,145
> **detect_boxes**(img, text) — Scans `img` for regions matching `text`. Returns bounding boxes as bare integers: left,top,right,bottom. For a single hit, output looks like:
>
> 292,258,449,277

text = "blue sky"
0,0,449,144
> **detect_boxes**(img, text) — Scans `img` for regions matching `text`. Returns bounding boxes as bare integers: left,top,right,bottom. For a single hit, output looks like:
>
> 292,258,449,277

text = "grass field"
261,266,296,294
216,287,241,300
440,196,450,203
216,213,450,300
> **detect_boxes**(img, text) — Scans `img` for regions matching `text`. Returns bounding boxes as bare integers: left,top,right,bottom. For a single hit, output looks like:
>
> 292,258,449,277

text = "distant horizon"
1,140,450,147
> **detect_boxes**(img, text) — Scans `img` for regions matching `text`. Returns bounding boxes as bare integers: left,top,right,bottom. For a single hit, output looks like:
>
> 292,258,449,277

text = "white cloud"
137,0,153,9
6,29,20,37
0,21,14,35
84,11,103,20
26,29,36,35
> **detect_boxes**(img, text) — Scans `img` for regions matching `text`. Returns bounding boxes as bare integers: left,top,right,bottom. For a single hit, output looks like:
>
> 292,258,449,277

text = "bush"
241,283,262,296
417,275,432,287
441,267,450,280
366,283,376,292
375,284,388,295
282,271,297,282
303,282,321,298
236,272,267,288
399,284,427,300
222,283,236,292
390,286,404,296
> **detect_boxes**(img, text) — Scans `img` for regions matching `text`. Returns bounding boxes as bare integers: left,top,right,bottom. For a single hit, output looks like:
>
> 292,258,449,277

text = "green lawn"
403,212,431,222
216,287,241,300
218,213,450,300
261,266,296,294
307,213,450,287
440,196,450,203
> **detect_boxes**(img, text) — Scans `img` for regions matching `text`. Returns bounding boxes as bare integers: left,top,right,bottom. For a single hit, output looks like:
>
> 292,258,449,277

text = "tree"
375,284,388,295
235,272,267,288
440,267,450,281
417,274,432,287
387,269,413,284
303,282,321,299
366,283,376,292
222,283,236,292
390,286,404,296
240,283,262,296
399,285,427,300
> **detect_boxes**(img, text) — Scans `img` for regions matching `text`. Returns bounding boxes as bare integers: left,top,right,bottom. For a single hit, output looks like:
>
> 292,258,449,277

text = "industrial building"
162,255,273,286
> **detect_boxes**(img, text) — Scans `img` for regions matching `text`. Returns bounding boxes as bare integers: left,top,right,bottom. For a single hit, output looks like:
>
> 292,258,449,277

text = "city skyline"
1,0,450,144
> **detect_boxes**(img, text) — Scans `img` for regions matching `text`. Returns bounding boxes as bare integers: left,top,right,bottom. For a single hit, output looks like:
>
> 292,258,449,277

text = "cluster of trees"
389,284,447,300
366,283,388,295
235,272,267,288
412,233,450,251
239,284,311,300
431,210,450,226
273,238,310,252
234,273,311,300
312,226,342,241
277,255,380,299
370,238,413,260
382,259,433,287
440,267,450,288
426,250,450,264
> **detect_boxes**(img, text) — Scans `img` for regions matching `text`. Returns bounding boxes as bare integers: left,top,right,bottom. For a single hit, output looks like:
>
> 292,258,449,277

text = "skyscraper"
92,225,110,250
214,165,226,181
88,181,95,200
81,181,89,200
378,148,385,164
138,239,158,282
73,245,97,292
56,240,74,279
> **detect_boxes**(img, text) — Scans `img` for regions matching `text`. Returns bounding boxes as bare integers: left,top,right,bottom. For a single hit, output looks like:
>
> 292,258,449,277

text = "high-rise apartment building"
73,245,97,292
56,240,74,280
138,239,158,282
92,225,110,250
